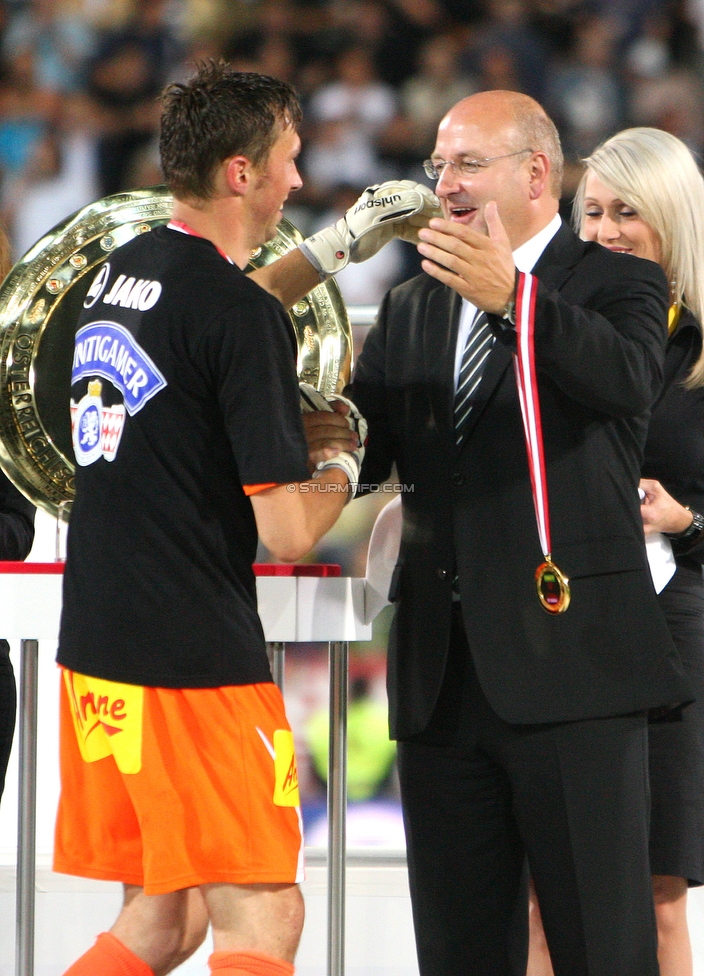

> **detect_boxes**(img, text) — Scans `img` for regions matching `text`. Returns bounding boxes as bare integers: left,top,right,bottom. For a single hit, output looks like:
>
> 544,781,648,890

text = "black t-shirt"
0,470,35,560
57,226,310,687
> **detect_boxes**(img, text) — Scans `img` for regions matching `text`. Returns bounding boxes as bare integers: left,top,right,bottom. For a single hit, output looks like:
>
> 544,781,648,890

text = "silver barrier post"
268,642,285,693
16,638,38,976
327,639,348,976
322,306,376,976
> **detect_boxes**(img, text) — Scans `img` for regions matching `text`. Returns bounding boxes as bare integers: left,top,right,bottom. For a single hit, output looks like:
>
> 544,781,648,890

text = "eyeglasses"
422,149,533,181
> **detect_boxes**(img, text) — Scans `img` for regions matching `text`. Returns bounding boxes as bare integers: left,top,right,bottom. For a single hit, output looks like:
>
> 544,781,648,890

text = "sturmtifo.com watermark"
286,482,414,493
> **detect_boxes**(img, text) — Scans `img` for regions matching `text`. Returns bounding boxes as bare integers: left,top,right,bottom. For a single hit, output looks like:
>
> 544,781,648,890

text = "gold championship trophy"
0,187,352,519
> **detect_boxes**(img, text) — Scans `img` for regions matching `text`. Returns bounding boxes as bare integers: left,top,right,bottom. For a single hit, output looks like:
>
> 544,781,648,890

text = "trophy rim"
0,185,352,520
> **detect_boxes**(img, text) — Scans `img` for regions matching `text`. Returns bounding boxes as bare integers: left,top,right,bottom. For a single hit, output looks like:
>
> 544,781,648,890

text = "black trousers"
0,639,16,803
397,606,657,976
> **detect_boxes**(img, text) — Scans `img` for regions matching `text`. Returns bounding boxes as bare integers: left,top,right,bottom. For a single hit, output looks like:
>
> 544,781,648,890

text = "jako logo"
83,264,111,309
102,275,162,311
353,194,402,214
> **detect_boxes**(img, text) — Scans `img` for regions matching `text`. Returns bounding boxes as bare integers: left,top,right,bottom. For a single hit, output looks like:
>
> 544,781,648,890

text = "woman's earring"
668,279,680,334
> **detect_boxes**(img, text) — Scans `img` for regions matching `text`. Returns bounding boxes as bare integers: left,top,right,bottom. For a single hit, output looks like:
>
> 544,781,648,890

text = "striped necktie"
454,310,494,445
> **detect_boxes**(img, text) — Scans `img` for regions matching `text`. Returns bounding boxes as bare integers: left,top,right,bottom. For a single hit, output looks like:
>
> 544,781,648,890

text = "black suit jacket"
351,221,692,738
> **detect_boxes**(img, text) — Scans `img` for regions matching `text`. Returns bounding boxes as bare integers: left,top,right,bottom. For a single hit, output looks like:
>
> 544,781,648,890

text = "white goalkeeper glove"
299,382,368,493
300,180,441,278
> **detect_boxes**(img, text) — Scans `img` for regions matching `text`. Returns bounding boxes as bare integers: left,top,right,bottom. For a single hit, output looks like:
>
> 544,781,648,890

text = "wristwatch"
665,506,704,540
501,270,519,325
501,296,516,325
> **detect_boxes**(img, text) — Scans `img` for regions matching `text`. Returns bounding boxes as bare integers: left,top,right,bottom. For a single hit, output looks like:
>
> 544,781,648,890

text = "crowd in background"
2,0,702,836
0,0,701,288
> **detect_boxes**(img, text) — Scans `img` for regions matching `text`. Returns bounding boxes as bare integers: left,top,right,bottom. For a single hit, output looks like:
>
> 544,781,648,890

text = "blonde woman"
529,126,704,976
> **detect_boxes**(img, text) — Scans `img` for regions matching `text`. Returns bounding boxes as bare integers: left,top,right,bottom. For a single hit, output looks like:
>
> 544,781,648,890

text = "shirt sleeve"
242,483,277,496
201,283,311,488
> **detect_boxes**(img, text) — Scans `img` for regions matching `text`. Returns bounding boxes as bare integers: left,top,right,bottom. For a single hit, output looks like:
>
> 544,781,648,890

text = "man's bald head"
442,91,563,199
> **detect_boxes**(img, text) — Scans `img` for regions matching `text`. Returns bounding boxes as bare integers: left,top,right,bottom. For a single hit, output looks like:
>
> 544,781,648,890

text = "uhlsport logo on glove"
353,192,403,215
300,179,441,277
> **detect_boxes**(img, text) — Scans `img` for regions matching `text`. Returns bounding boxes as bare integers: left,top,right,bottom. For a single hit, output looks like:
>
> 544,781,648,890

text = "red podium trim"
0,561,64,573
253,564,341,577
0,562,342,577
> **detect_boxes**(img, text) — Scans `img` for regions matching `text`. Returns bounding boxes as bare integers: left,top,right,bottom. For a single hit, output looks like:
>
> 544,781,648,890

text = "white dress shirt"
453,213,563,388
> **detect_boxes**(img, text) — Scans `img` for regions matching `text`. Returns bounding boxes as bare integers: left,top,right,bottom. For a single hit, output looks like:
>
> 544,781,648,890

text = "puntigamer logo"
72,321,167,415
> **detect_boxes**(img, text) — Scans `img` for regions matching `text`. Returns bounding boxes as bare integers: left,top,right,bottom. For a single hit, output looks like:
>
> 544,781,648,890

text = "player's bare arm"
249,249,320,311
251,468,350,563
253,386,367,561
252,181,441,310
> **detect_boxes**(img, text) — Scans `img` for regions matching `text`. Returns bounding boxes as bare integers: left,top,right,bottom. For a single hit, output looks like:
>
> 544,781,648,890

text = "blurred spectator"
626,4,704,153
2,117,99,259
630,64,704,153
435,0,483,27
305,674,397,803
588,0,666,46
302,120,386,205
461,0,550,100
380,31,476,180
624,8,673,81
684,0,704,62
529,0,580,62
308,41,397,139
84,0,184,195
545,14,627,159
328,0,451,88
302,42,398,204
1,0,96,95
223,23,298,80
660,0,700,69
0,44,58,185
474,37,525,92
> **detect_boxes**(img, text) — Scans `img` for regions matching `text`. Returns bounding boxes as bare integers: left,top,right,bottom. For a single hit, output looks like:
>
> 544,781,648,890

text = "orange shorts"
54,668,304,894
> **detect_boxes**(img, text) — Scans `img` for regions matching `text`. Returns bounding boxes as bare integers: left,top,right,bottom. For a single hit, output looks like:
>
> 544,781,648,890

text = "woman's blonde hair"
573,127,704,388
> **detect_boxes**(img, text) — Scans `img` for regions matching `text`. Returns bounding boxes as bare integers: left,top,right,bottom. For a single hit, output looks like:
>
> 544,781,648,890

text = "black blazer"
642,308,704,570
351,221,692,738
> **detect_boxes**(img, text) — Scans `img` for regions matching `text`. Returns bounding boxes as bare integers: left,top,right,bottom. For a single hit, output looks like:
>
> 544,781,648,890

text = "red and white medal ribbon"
167,219,234,264
512,271,570,613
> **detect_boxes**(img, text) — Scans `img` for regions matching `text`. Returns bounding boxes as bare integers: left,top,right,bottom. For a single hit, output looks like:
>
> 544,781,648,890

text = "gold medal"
535,559,571,614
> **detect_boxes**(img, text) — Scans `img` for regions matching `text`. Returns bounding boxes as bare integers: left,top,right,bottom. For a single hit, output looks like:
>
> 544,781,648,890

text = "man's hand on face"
416,201,517,315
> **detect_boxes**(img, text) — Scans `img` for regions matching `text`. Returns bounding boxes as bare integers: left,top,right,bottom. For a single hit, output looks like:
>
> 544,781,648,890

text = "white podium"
0,561,372,976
